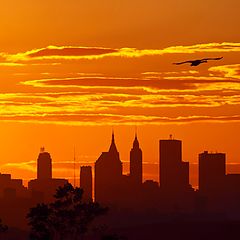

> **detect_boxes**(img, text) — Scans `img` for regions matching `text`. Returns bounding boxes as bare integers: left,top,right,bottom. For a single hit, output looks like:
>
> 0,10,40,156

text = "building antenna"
135,124,138,138
73,146,76,188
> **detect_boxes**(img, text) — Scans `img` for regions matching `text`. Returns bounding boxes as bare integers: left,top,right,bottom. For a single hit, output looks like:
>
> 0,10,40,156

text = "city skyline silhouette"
0,0,239,239
1,130,240,189
1,130,240,239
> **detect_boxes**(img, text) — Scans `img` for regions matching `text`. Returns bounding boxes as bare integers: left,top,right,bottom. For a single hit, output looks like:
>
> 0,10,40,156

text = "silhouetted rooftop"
109,132,118,154
133,134,140,149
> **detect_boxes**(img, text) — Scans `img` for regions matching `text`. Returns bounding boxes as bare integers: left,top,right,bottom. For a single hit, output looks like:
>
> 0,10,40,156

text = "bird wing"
201,57,223,61
173,60,193,65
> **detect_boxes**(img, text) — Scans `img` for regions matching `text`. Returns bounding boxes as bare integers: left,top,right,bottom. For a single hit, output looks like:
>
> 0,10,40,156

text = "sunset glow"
0,0,239,190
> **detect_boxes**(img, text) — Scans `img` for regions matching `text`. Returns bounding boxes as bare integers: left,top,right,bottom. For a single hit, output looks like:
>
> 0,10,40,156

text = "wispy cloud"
1,113,240,126
1,42,240,63
1,161,36,172
0,62,25,67
0,61,239,126
0,42,240,125
209,64,240,79
0,159,95,171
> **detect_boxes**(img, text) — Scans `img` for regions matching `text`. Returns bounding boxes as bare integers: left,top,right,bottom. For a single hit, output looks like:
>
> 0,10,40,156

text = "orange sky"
0,0,240,187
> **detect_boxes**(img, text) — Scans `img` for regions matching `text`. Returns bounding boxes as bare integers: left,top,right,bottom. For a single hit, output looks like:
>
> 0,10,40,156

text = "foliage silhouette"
0,218,8,240
0,219,8,233
101,234,126,240
27,183,108,240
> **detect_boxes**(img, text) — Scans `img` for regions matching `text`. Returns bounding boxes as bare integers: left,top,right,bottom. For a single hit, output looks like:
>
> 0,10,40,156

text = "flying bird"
173,57,223,66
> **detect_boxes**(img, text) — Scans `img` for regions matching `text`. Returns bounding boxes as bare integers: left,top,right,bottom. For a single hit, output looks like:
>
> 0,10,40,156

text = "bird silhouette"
173,57,223,66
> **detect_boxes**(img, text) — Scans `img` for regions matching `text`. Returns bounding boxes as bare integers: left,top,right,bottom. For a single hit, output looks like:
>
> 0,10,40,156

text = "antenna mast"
73,146,76,188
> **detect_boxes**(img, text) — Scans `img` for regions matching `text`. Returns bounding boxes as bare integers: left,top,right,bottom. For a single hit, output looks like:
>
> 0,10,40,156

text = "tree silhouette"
27,183,107,240
0,219,8,240
101,234,126,240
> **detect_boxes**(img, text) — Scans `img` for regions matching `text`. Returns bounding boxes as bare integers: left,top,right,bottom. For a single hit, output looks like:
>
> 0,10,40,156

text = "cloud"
27,46,118,58
1,113,240,126
1,161,36,172
209,64,240,79
0,62,25,67
1,66,240,126
142,70,199,76
21,74,240,97
0,43,240,126
1,42,240,63
22,77,199,90
2,46,118,62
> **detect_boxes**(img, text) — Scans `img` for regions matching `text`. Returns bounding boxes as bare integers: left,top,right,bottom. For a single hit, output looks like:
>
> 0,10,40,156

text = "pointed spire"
112,129,115,143
109,130,118,153
133,132,140,149
135,127,138,140
135,134,138,141
134,125,138,141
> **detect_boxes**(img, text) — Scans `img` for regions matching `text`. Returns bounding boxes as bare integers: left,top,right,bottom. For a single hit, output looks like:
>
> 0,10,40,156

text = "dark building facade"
80,166,93,202
159,138,190,192
29,148,68,202
37,148,52,180
95,133,123,205
130,134,143,187
199,151,226,194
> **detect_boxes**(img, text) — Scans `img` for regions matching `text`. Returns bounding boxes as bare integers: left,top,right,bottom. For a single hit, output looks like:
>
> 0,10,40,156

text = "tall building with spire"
130,134,142,186
95,132,123,204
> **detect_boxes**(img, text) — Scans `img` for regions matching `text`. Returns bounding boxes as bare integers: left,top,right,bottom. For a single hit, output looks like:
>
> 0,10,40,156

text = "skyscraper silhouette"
29,148,68,202
37,148,52,180
80,166,92,202
95,132,123,204
199,151,226,194
159,138,190,192
130,134,142,186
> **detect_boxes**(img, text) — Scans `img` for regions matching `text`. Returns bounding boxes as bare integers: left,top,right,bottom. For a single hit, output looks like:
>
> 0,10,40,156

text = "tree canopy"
27,183,107,240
